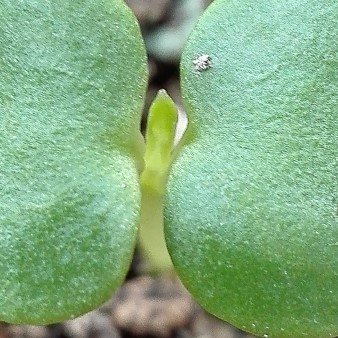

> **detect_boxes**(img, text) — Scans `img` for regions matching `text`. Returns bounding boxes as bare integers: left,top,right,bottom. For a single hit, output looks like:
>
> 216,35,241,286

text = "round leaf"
165,0,338,337
0,0,147,324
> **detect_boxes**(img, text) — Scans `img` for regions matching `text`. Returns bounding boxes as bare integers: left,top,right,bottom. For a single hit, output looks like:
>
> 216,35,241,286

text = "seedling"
0,0,337,337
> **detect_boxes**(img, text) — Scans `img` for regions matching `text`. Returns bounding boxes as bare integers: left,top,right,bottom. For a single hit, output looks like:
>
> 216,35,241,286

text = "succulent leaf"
165,1,338,337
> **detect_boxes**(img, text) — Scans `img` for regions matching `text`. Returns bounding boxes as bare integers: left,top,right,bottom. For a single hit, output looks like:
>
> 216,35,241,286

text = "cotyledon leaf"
0,0,147,324
164,0,338,337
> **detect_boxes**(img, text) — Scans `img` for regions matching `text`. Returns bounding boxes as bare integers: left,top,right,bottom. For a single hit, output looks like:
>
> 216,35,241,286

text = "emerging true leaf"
139,90,177,272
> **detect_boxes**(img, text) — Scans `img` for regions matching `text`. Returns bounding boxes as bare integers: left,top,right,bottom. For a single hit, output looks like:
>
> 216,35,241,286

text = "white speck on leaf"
193,54,212,71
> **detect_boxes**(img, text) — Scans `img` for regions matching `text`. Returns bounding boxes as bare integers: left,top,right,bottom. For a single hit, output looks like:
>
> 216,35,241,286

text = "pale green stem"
138,90,178,273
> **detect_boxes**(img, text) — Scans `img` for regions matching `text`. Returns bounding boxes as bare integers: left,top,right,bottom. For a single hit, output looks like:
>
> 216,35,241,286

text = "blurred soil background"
0,1,259,338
